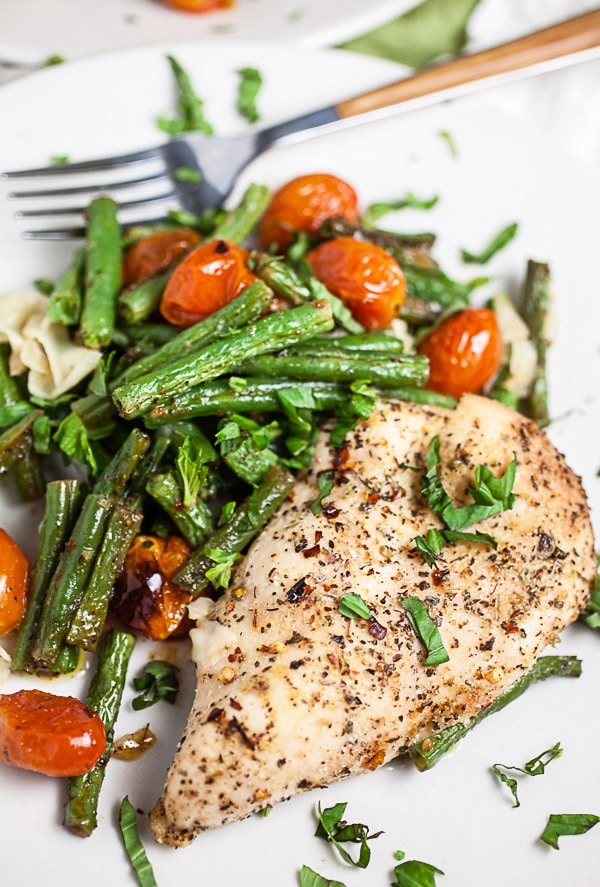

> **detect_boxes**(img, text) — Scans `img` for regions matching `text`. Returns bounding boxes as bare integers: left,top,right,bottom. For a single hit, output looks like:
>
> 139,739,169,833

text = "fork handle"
335,9,600,119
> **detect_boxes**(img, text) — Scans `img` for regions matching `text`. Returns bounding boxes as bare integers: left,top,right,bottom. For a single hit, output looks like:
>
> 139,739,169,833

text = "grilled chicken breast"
151,395,595,846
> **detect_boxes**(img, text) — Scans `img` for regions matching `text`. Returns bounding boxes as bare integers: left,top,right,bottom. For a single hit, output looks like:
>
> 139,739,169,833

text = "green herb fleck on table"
540,813,600,849
439,129,458,157
461,222,519,264
393,855,444,887
119,796,158,887
492,741,563,807
158,54,214,136
363,192,439,228
315,801,383,868
132,661,179,711
237,66,262,123
299,865,347,887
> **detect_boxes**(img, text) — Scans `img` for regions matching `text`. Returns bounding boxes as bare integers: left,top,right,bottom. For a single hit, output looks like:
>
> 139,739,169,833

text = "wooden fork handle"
336,9,600,119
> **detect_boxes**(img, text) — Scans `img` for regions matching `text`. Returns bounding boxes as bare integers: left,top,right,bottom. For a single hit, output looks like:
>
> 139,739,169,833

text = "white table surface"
0,0,599,169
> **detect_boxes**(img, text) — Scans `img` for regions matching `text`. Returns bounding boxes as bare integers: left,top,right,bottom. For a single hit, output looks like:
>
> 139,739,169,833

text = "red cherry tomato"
0,528,29,637
306,237,407,330
258,173,359,253
0,689,106,777
111,536,193,640
159,239,258,328
417,307,503,399
122,228,201,288
163,0,234,12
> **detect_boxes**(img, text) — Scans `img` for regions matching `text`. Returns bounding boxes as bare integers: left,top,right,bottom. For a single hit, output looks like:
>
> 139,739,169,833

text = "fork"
4,9,600,239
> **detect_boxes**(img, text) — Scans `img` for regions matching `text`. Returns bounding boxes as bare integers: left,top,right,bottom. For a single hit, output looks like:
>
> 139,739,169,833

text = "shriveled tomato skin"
164,0,234,11
258,173,360,253
122,228,201,288
159,239,257,327
111,536,193,640
0,689,106,777
417,307,503,399
306,237,407,330
0,528,30,636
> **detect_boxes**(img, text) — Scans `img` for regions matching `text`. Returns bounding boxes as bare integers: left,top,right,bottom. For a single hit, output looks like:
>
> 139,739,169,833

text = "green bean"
47,247,84,325
520,259,551,426
66,504,143,651
237,351,429,387
79,197,122,348
93,427,151,501
146,469,213,548
112,280,273,389
11,480,84,672
0,409,45,501
174,465,295,595
143,377,454,426
410,655,582,771
211,183,271,243
112,297,334,419
64,628,135,837
32,494,113,667
118,270,169,325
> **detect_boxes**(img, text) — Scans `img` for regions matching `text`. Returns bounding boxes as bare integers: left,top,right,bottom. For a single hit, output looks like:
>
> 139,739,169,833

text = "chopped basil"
580,558,600,630
421,435,517,531
414,527,496,568
315,801,383,868
0,403,31,431
118,797,158,887
34,277,54,295
415,435,517,564
311,470,335,515
363,192,439,228
338,592,371,620
51,154,70,165
204,547,240,590
174,166,202,183
299,866,347,887
492,741,563,808
540,813,600,849
132,661,179,711
53,411,99,474
461,222,519,265
236,66,263,123
175,436,210,509
399,596,449,666
393,857,444,887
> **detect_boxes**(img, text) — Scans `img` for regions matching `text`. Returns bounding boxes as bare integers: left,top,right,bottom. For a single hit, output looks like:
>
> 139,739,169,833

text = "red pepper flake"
207,707,224,722
322,504,340,519
229,698,242,711
302,544,321,559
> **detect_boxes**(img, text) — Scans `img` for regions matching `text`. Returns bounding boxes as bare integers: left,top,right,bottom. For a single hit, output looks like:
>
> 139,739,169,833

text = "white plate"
0,0,415,64
1,42,599,887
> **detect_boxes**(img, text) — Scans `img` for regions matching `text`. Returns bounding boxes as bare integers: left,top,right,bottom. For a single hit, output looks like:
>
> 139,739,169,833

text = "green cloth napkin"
337,0,482,69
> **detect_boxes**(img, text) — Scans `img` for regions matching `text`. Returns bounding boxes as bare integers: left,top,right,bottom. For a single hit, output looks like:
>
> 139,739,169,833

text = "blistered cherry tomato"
122,228,201,288
111,535,193,640
159,239,257,327
258,173,360,253
0,689,106,777
0,528,29,636
306,237,407,330
417,307,503,399
163,0,234,11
